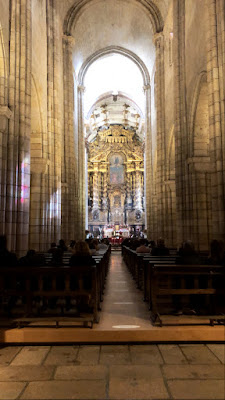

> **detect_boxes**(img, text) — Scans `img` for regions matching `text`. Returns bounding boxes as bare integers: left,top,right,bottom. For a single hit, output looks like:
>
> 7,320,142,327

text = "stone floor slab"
130,345,163,364
100,345,130,365
207,344,225,364
76,346,100,365
0,347,22,365
11,346,50,366
159,344,187,364
44,346,79,365
55,365,107,380
0,382,26,400
21,380,106,399
0,365,54,381
168,379,225,399
109,365,169,399
163,364,225,379
180,345,220,364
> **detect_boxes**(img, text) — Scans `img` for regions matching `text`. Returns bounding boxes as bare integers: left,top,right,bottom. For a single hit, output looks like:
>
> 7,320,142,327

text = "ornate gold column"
102,172,108,210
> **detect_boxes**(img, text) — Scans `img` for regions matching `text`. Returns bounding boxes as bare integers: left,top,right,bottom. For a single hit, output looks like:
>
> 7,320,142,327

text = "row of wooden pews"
0,247,111,329
122,246,225,326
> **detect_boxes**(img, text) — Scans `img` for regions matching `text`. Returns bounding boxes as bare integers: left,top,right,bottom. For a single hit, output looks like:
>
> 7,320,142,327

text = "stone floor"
0,343,224,399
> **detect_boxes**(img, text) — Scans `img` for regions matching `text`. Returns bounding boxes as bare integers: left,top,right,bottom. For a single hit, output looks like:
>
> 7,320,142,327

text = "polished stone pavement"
0,343,224,399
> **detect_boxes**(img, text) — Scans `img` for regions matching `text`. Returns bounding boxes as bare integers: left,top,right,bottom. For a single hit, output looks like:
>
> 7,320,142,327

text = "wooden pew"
149,264,225,326
0,265,99,328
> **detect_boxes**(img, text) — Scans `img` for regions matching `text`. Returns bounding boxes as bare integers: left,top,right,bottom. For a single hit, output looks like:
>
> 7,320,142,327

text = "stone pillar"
187,157,212,250
173,0,189,245
77,84,86,239
62,34,76,242
6,0,31,254
164,180,177,247
206,0,225,239
42,0,62,247
154,31,166,239
144,84,152,239
0,107,12,234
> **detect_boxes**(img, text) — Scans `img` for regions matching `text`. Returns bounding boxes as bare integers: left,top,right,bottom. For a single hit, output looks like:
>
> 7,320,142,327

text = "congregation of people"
1,234,225,268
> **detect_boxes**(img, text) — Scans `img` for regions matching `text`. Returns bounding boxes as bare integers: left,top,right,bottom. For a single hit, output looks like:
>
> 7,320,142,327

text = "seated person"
98,239,108,250
136,239,150,253
179,240,200,264
68,240,76,253
206,239,225,265
151,238,169,256
69,241,96,313
0,235,17,267
57,239,67,252
70,241,96,267
18,249,45,267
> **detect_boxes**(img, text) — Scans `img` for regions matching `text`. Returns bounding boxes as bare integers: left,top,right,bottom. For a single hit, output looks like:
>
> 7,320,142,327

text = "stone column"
42,0,62,247
154,31,166,239
206,0,225,239
164,179,176,247
0,107,12,234
62,34,76,242
144,84,152,239
77,84,86,239
173,0,189,245
6,0,31,254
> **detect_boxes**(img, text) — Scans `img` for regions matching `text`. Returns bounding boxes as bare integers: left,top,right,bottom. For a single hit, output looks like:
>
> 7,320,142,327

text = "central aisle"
96,251,151,330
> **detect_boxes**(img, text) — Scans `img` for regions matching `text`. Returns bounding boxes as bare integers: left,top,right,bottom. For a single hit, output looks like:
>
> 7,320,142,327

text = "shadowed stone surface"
163,364,225,379
109,365,169,399
55,365,107,380
180,345,220,364
76,346,100,365
11,346,50,366
0,382,26,400
0,365,54,381
206,344,225,364
44,346,79,365
100,345,130,365
159,344,187,364
130,345,163,364
168,379,225,399
0,347,22,366
21,380,106,399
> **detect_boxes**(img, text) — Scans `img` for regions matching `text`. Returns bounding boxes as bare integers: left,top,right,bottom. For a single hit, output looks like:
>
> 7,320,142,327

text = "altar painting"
109,154,124,184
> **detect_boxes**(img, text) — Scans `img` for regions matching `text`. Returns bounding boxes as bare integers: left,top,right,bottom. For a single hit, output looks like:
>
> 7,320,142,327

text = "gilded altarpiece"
87,126,145,235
